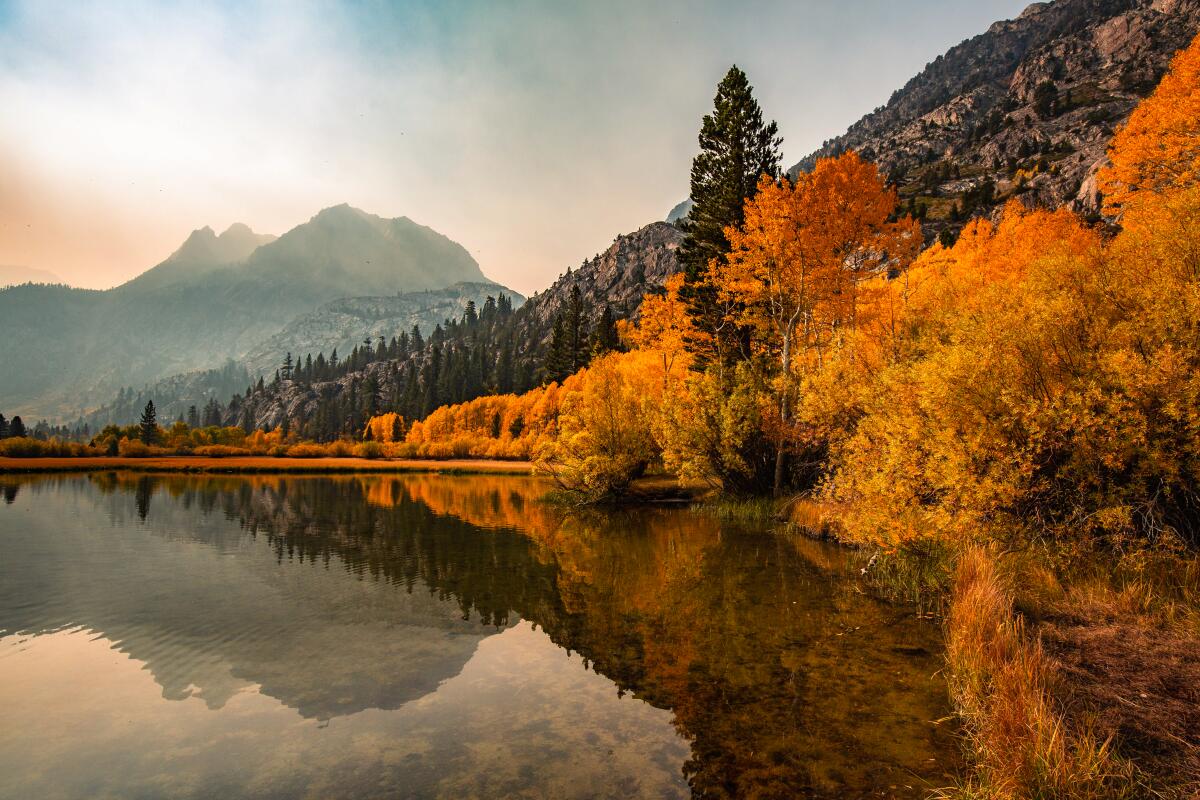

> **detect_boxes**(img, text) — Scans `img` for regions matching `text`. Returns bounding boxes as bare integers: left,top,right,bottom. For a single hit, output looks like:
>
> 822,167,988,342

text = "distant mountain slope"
220,221,684,433
0,205,489,419
240,282,526,379
79,283,525,429
790,0,1200,236
120,223,277,292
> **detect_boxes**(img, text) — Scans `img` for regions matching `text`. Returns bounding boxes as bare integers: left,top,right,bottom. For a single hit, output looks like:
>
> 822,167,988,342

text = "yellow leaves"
827,179,1200,548
716,152,920,368
363,412,405,443
534,351,664,500
1100,32,1200,213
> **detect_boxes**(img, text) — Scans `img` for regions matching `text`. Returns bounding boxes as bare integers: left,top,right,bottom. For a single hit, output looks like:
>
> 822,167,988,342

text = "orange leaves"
623,273,694,383
717,152,920,369
1100,32,1200,213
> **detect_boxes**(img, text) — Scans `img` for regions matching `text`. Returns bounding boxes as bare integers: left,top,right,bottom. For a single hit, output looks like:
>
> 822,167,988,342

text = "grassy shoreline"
0,455,535,476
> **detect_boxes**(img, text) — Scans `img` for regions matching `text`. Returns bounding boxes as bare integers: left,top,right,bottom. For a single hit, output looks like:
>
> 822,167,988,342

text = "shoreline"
0,455,535,476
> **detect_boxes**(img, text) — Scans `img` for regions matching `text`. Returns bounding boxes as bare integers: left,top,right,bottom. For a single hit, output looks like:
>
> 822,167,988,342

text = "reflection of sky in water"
0,474,958,798
1,623,687,799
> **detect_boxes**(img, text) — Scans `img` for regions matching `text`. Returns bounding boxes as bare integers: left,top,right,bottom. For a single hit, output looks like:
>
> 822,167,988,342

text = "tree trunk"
774,333,791,497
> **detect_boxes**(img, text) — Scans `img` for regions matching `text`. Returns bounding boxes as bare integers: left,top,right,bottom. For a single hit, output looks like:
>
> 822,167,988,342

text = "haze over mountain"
0,264,61,287
0,205,495,418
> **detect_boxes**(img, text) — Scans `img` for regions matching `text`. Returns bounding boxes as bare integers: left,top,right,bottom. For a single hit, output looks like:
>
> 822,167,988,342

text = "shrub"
118,438,155,458
285,443,327,458
354,441,384,459
191,445,248,458
0,437,98,458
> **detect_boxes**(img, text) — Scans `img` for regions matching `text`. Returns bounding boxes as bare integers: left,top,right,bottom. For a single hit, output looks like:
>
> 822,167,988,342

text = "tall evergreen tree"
591,304,620,356
139,401,159,445
679,64,782,367
0,413,8,439
565,285,589,372
8,415,26,439
544,314,571,383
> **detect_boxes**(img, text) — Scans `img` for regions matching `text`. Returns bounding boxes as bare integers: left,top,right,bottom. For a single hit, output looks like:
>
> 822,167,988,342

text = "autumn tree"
623,273,692,388
1100,31,1200,213
714,152,920,493
679,65,782,368
534,352,661,501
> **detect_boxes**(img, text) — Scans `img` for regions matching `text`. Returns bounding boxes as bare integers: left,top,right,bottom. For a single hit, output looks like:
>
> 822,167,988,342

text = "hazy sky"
0,0,1030,295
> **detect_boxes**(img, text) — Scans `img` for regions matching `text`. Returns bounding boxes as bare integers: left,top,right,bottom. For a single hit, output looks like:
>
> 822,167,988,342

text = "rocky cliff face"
791,0,1200,233
513,221,683,353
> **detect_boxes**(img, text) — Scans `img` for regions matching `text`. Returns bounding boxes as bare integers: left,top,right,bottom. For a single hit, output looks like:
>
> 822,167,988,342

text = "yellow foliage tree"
534,351,664,501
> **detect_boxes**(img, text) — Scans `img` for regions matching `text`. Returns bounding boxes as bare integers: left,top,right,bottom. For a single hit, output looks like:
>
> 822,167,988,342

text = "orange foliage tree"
1100,31,1200,213
714,151,921,494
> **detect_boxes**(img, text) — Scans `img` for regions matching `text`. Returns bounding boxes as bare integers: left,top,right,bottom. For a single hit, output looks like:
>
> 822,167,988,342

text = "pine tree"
565,285,589,371
282,352,293,381
679,64,782,368
591,304,620,356
544,314,571,383
186,405,199,429
0,413,7,439
139,401,159,445
496,337,515,393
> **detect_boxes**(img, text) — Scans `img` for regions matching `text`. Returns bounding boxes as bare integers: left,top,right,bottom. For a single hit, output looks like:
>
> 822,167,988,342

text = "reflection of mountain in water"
0,474,957,797
0,475,541,719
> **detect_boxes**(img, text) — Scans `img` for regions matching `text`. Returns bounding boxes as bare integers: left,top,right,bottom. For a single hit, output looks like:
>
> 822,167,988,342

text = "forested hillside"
214,222,683,436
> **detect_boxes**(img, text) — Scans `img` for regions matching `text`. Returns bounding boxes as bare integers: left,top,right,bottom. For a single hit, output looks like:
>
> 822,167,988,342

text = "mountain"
665,199,694,224
790,0,1200,237
221,221,684,434
121,223,276,292
0,264,62,287
0,206,489,419
80,283,526,429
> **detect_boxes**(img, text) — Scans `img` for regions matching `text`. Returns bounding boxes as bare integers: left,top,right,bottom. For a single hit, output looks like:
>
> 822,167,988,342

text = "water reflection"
0,474,956,798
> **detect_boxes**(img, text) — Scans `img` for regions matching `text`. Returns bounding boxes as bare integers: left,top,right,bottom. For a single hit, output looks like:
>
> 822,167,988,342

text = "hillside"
0,206,489,418
790,0,1200,237
218,221,684,434
239,282,526,379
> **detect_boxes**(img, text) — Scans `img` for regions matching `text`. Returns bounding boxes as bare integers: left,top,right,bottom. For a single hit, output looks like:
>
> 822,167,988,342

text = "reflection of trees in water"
72,473,954,798
1,482,17,504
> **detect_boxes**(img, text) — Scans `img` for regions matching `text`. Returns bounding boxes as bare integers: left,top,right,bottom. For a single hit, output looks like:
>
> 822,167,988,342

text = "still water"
0,473,956,799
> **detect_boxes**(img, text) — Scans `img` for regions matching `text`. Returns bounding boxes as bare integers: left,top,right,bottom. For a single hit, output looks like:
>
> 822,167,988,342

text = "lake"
0,473,956,799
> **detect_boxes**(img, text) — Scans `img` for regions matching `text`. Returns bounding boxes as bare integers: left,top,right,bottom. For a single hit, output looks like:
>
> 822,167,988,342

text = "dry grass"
938,548,1142,799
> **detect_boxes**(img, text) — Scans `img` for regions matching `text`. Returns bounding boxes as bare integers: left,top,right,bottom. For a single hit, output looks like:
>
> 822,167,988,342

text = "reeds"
938,548,1140,799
